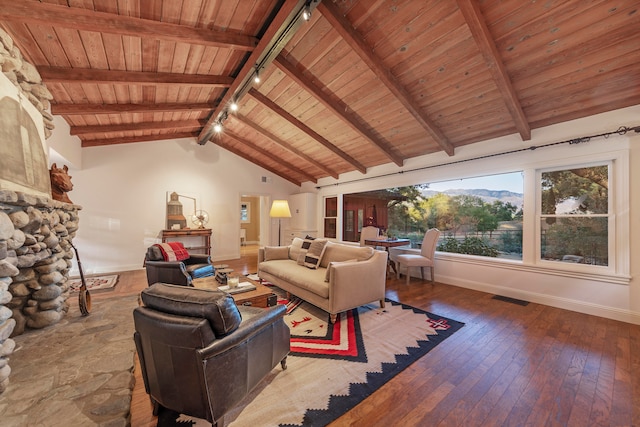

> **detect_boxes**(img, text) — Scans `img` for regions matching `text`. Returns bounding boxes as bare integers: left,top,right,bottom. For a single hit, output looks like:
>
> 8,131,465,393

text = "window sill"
435,252,630,286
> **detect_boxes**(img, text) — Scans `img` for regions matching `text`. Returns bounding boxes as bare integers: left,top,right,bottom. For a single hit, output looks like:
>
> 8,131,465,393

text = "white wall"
50,105,640,325
309,106,640,325
58,136,298,275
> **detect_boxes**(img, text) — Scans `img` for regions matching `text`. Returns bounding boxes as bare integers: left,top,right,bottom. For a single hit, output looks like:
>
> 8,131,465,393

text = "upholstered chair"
144,244,214,286
395,228,440,284
133,283,290,426
359,226,380,246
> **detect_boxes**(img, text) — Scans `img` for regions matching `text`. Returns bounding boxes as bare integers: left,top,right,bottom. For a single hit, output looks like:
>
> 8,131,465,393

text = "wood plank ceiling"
2,0,639,186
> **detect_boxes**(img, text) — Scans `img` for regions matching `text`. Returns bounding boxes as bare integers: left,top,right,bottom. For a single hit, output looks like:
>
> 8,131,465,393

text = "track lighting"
230,102,238,112
254,72,260,84
303,2,312,21
213,122,222,133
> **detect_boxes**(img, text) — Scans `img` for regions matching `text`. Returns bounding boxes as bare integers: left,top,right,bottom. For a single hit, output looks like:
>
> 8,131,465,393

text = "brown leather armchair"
144,245,214,286
133,283,290,426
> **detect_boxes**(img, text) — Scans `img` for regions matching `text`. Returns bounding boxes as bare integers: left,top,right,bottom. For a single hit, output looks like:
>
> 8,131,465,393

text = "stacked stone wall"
0,28,55,137
0,190,80,393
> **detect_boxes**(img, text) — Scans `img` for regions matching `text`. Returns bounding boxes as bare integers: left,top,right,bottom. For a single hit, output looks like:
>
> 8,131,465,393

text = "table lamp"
269,200,291,246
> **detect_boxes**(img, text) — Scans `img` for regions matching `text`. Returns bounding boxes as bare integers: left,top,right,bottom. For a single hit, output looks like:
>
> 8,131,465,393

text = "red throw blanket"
155,242,190,261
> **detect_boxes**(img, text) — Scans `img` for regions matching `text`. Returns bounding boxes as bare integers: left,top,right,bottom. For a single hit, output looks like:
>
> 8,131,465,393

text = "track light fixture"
230,101,238,111
213,122,222,133
303,1,312,21
253,64,261,84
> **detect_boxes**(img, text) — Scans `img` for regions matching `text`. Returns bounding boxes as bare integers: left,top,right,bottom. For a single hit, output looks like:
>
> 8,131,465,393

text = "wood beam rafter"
51,103,215,115
211,136,301,186
39,67,233,87
274,55,405,167
231,115,339,179
456,0,531,141
224,131,317,183
70,120,206,135
0,0,257,51
81,132,198,147
198,0,303,143
249,89,367,174
318,1,455,156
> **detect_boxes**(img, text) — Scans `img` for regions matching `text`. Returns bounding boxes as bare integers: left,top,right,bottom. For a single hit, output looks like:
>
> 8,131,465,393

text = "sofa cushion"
264,245,290,261
141,283,242,336
259,260,329,298
319,241,375,268
304,239,328,269
325,259,357,282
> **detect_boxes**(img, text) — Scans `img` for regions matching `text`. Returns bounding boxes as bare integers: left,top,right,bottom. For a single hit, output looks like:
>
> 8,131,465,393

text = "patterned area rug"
158,296,464,427
68,274,118,292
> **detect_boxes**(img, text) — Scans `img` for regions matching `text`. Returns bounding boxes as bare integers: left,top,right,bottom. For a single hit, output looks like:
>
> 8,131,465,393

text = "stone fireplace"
0,28,76,394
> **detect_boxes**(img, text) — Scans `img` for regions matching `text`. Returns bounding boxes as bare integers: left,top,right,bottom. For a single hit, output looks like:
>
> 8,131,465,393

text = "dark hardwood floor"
118,245,639,426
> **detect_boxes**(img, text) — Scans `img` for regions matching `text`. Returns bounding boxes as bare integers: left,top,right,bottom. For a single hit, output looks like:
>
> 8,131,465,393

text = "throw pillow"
264,245,290,261
304,239,328,269
155,242,190,262
289,237,305,261
301,235,316,250
297,253,306,266
324,259,358,282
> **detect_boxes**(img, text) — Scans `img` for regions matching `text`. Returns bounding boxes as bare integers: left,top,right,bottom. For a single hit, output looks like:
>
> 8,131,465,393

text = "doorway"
240,194,270,249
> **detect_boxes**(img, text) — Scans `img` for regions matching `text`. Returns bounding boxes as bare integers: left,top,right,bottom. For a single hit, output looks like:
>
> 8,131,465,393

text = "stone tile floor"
0,294,138,426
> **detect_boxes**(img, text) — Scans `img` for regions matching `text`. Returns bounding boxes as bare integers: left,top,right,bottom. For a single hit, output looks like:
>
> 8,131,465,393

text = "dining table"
364,238,411,277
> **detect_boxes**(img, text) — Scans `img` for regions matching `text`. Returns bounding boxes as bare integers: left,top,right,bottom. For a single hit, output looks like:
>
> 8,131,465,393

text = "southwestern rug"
158,297,464,426
68,274,118,292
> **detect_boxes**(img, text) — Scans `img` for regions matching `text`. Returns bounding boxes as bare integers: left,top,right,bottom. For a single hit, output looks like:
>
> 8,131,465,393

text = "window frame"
536,162,611,268
532,150,629,280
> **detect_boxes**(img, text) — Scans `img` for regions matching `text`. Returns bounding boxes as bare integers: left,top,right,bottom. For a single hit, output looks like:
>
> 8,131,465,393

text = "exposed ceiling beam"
274,55,405,167
249,88,367,174
231,115,339,179
211,137,301,186
0,0,257,51
318,1,455,157
52,103,215,115
225,131,317,183
70,120,206,135
39,67,233,87
456,0,531,141
81,132,198,147
199,0,306,144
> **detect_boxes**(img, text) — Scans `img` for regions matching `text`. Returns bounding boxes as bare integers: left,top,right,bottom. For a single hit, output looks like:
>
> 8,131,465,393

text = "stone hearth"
0,190,81,393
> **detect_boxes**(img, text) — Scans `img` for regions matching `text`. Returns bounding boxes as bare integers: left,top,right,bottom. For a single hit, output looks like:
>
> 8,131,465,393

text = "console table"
161,228,211,256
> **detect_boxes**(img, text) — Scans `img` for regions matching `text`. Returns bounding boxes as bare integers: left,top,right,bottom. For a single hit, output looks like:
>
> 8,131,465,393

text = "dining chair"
395,228,440,284
359,226,380,246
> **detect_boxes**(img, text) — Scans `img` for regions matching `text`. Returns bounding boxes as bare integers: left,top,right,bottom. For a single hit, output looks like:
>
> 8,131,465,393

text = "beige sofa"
258,238,388,323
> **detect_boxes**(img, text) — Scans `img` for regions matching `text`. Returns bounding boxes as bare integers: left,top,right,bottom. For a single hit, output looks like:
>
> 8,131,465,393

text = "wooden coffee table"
192,276,277,308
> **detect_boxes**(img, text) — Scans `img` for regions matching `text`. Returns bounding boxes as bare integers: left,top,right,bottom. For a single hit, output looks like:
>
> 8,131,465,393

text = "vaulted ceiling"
2,0,639,186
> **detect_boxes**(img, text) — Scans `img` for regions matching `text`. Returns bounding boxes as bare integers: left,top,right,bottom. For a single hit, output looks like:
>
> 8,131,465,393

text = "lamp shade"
269,200,291,218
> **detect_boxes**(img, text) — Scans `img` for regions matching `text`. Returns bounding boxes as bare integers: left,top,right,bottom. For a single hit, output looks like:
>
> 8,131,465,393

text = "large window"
345,172,524,260
539,164,609,266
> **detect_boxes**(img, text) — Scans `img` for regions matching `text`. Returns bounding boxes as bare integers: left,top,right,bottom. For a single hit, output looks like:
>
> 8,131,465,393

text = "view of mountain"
422,189,524,210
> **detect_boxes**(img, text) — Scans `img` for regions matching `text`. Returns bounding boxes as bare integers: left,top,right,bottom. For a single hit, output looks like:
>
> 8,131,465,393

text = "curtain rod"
315,125,640,190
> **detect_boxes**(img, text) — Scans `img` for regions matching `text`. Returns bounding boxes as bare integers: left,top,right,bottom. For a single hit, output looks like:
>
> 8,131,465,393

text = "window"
344,172,524,258
240,202,251,223
324,196,337,238
539,164,609,266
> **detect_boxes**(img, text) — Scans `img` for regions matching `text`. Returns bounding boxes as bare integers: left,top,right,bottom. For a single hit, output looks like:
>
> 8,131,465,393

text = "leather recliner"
144,245,214,286
133,283,290,426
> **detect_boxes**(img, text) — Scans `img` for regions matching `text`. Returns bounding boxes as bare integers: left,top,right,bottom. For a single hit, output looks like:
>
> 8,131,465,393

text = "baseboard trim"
437,274,640,326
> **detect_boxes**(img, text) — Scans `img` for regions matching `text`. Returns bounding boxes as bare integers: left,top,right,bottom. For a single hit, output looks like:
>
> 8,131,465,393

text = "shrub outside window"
539,164,609,266
386,172,524,260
